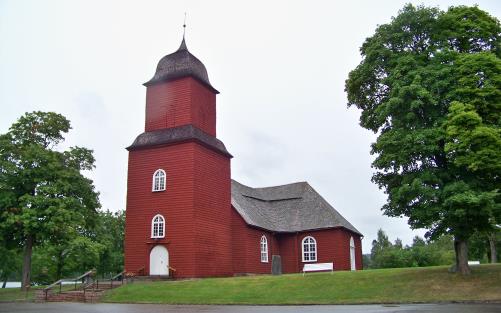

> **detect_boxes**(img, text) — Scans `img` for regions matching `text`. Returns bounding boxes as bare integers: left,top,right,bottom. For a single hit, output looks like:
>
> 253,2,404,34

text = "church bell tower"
124,36,233,278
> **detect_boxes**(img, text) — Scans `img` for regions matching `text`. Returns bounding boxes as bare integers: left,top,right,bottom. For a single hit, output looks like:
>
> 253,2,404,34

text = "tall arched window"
151,214,165,238
302,236,317,262
260,235,268,263
152,169,166,192
350,236,356,270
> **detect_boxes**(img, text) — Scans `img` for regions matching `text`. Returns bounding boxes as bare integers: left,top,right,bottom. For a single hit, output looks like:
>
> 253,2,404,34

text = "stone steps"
128,275,172,282
37,290,104,303
37,280,124,302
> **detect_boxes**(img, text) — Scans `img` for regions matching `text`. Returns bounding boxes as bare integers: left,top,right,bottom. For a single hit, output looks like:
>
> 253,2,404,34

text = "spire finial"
178,13,188,51
183,12,187,38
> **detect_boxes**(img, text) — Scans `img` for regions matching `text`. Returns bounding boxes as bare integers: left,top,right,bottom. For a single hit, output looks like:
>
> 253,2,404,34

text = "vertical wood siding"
144,77,216,136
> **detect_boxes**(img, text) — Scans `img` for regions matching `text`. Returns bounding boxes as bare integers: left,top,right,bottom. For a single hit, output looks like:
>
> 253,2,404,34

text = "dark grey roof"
144,38,219,94
127,124,232,157
231,180,362,235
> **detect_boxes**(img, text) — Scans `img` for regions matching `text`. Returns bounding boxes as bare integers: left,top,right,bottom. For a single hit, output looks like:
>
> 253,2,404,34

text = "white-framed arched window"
151,214,165,238
302,236,317,262
350,236,356,271
260,235,269,263
152,169,166,192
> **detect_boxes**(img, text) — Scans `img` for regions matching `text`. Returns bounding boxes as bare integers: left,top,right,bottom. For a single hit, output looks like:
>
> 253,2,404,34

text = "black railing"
42,270,127,301
43,270,94,301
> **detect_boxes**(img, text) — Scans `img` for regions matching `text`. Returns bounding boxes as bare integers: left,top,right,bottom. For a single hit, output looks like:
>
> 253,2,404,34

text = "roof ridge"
232,179,309,190
242,194,302,202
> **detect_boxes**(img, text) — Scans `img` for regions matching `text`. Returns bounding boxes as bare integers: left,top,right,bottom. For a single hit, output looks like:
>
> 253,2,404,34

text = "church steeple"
125,28,232,278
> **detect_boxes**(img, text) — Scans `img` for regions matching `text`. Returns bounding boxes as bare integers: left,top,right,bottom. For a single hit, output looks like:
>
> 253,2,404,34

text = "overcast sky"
1,0,500,253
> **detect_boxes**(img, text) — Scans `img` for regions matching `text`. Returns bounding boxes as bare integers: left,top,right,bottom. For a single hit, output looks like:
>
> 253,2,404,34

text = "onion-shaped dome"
144,38,218,93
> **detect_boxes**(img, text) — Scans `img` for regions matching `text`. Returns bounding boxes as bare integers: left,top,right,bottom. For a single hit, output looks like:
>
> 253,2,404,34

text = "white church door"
150,245,169,276
350,237,356,271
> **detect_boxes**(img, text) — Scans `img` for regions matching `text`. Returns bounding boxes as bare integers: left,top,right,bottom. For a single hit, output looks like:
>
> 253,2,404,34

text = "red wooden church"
124,37,363,278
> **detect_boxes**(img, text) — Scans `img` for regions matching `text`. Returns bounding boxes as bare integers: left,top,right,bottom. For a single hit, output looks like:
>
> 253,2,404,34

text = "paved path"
1,303,500,313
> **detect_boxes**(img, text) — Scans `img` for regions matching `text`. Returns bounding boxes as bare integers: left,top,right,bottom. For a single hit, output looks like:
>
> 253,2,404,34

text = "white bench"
468,260,480,265
302,262,333,275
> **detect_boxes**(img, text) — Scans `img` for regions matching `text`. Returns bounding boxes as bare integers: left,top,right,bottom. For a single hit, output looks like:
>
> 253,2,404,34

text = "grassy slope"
102,264,501,304
0,284,81,302
0,288,36,302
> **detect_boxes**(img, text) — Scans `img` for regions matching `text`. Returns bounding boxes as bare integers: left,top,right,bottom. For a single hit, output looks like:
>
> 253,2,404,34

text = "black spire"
178,37,187,51
178,13,187,51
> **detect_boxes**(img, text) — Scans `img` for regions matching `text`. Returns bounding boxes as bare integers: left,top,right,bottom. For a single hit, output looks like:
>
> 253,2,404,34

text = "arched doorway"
150,245,169,275
350,237,356,271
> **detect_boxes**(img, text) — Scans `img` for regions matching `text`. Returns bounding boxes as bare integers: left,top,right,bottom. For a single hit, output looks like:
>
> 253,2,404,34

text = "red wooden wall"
231,209,278,274
193,144,232,277
125,143,196,276
144,77,216,136
276,229,363,272
230,208,363,274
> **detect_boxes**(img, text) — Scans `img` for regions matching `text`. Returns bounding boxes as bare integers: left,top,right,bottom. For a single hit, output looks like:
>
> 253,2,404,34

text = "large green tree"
0,112,100,290
29,210,124,284
93,210,125,277
346,5,501,274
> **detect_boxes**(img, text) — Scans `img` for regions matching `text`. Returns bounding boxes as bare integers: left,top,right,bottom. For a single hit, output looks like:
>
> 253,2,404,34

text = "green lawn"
103,264,501,305
0,283,82,302
0,288,36,302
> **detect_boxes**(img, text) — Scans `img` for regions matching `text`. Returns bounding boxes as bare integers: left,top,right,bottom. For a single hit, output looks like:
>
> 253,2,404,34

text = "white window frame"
152,169,166,192
260,235,269,263
151,214,165,238
302,236,317,262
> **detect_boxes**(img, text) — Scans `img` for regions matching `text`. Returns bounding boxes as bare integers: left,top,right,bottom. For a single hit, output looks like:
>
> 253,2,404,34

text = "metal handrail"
43,279,64,292
74,270,95,281
43,270,94,301
137,266,145,275
111,270,125,281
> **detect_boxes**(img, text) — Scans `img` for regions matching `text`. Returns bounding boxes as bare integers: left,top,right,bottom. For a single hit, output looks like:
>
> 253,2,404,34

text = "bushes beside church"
365,229,500,269
365,229,455,269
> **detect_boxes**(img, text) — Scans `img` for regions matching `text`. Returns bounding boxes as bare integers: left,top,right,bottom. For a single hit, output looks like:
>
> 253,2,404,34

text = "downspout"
295,232,299,273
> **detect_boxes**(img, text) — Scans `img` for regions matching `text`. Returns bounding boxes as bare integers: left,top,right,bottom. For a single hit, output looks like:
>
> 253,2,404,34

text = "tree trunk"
454,238,471,275
21,235,34,291
488,233,498,263
2,277,7,288
56,251,64,281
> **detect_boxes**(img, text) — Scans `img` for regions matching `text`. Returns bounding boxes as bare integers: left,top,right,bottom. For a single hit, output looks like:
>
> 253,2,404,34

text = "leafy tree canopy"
0,111,100,289
345,4,501,274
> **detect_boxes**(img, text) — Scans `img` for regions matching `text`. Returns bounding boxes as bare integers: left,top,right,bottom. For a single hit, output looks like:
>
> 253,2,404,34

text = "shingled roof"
126,124,232,157
231,180,362,235
144,37,219,94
